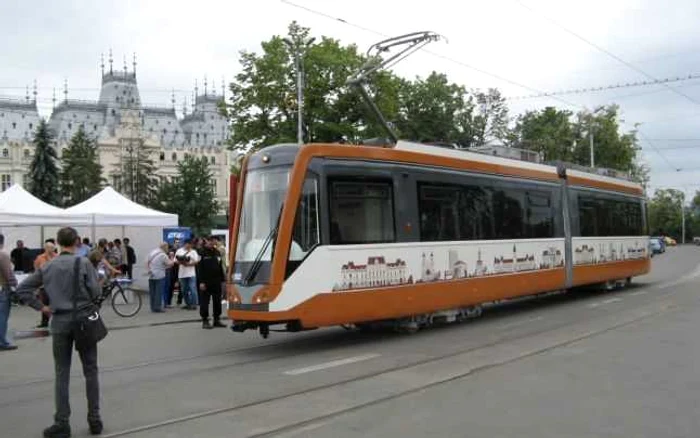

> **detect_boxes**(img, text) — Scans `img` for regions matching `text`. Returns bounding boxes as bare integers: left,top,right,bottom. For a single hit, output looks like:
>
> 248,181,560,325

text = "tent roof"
0,184,86,226
65,186,178,226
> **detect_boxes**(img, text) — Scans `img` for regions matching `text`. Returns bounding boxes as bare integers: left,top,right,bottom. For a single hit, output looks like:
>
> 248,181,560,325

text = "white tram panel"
270,238,565,312
571,236,649,265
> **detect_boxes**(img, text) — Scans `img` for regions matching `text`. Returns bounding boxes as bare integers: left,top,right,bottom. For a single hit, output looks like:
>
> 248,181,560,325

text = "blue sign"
163,227,192,248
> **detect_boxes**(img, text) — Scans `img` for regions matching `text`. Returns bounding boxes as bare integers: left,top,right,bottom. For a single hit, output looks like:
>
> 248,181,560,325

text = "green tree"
224,21,403,150
395,72,473,145
114,143,158,206
156,155,219,235
27,119,60,205
572,105,639,171
60,126,103,206
647,188,684,238
511,107,575,162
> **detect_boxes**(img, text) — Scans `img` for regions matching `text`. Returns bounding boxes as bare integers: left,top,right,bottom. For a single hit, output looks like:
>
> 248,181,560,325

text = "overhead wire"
280,0,582,109
512,0,700,106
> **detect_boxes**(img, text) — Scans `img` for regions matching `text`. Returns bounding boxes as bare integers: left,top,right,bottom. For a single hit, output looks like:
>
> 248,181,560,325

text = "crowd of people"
146,236,228,329
0,229,230,436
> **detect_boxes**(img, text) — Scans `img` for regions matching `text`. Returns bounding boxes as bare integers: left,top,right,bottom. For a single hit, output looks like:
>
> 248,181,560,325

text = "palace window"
171,152,177,161
2,149,8,158
210,156,215,164
23,149,30,159
12,122,16,129
1,174,11,191
159,152,165,161
29,123,33,129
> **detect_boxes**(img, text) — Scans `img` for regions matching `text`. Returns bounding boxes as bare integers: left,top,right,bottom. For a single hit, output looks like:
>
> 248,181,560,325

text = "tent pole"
91,214,96,244
40,226,45,244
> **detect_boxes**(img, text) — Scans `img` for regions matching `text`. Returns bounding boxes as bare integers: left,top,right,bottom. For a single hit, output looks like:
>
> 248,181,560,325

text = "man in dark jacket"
196,237,225,329
14,227,103,437
123,238,136,279
10,240,33,273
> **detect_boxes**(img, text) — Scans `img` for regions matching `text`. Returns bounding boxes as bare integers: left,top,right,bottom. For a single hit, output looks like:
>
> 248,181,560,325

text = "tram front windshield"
233,166,290,284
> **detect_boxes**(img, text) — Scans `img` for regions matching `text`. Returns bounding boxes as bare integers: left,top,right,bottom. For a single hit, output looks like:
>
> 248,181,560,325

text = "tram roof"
252,141,644,196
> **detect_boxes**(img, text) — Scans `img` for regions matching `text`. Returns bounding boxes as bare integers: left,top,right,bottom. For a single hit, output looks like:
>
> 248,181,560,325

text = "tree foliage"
59,126,103,206
511,105,646,185
114,143,158,206
647,188,685,239
28,120,60,205
224,22,510,150
156,155,219,235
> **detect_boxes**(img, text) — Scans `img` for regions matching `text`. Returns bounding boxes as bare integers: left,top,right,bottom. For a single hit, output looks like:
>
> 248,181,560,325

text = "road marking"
497,316,544,330
628,290,648,296
284,353,380,376
587,297,623,308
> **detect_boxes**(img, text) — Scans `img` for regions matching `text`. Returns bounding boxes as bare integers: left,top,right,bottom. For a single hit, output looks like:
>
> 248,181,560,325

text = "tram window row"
321,164,646,247
575,191,645,237
417,183,556,241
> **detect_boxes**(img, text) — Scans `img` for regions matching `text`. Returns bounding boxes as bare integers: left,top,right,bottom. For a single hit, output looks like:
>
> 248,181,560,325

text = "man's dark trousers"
199,282,222,321
52,325,100,425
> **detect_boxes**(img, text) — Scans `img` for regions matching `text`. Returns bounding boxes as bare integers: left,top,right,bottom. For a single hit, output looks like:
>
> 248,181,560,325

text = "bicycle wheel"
110,283,142,317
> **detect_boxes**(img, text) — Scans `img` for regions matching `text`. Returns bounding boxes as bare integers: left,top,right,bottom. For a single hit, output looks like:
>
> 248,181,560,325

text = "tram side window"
418,185,460,241
578,194,599,236
459,185,494,240
577,192,644,236
492,187,526,239
525,190,554,238
329,180,395,244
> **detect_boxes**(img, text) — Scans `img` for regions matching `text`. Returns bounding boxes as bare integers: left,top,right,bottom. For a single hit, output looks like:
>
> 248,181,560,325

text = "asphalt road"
1,246,699,437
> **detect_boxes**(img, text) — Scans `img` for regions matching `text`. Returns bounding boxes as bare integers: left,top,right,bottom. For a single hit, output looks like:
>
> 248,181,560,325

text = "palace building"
0,53,232,213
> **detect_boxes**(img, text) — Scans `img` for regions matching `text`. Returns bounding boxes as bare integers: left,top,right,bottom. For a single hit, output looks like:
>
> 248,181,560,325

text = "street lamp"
283,36,315,145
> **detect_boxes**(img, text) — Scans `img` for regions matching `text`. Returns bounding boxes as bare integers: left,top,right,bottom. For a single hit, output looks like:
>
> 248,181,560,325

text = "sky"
1,0,700,200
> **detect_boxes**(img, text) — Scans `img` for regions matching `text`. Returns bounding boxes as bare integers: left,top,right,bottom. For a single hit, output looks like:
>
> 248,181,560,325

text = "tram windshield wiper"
243,205,283,286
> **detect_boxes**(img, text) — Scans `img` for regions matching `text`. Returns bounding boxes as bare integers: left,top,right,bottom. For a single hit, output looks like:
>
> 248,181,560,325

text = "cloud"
2,0,700,195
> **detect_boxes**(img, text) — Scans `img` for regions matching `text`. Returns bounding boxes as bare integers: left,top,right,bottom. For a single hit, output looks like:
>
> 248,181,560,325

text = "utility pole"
283,36,315,145
681,192,686,245
589,117,595,168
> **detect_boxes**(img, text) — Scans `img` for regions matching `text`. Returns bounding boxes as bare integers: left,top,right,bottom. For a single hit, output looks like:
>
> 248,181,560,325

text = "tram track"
102,289,688,438
0,277,666,409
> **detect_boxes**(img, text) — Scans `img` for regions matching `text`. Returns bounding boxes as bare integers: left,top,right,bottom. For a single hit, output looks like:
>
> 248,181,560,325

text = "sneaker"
43,423,71,438
0,345,18,351
202,319,212,329
88,419,103,435
212,319,226,328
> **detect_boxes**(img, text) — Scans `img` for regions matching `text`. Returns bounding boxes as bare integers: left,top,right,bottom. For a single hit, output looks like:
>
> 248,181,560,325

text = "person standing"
112,239,126,274
10,240,33,273
146,243,173,313
123,238,136,280
0,234,19,351
175,239,200,310
14,227,103,437
34,240,58,328
76,237,91,258
164,250,177,308
196,238,226,329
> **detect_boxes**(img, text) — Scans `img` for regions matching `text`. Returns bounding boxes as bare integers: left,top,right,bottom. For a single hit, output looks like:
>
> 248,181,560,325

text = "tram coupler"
230,321,257,333
259,324,270,339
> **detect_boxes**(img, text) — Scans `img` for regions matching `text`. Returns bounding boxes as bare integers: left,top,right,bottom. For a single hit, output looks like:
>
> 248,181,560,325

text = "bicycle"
96,277,142,317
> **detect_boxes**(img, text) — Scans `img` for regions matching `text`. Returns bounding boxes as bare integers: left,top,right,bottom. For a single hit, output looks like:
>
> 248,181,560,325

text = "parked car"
693,236,700,245
651,237,667,253
663,236,677,246
649,238,663,255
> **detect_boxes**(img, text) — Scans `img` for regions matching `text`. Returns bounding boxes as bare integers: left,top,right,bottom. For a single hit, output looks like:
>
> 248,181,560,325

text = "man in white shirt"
147,243,174,313
175,239,200,310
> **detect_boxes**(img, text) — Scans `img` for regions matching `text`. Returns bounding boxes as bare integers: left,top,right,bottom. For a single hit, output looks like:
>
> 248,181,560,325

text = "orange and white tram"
226,140,650,337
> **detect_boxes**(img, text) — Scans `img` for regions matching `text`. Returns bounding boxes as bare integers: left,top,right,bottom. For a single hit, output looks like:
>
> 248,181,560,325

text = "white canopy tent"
0,185,90,247
0,184,88,226
64,186,178,227
59,187,179,290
